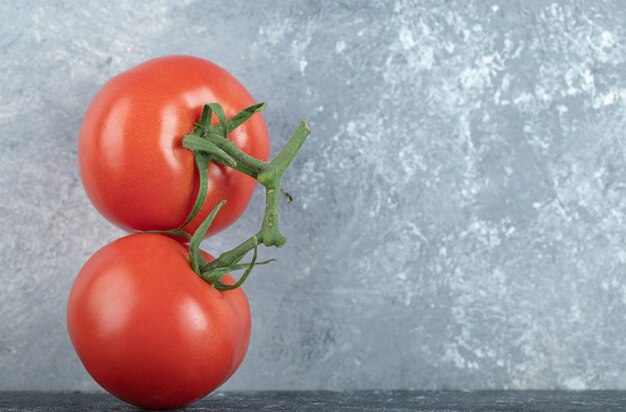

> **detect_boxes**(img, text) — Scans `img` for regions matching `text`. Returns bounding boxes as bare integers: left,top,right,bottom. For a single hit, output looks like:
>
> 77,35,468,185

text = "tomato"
78,55,270,239
66,234,251,409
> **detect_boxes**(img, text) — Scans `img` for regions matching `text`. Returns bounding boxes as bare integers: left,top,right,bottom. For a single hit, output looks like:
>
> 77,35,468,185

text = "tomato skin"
78,56,270,238
67,234,251,409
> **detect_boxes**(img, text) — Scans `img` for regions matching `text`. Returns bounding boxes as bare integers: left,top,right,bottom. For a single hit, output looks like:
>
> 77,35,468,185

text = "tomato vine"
146,103,310,290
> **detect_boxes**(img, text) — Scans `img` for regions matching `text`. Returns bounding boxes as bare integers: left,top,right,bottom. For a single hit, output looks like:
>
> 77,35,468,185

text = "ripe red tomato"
67,234,251,409
78,55,270,238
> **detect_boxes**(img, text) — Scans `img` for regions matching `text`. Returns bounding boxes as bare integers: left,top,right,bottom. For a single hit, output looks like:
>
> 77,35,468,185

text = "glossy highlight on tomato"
66,234,251,409
78,56,270,239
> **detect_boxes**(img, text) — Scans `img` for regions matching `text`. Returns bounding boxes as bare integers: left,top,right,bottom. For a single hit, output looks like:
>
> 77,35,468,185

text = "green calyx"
153,102,310,291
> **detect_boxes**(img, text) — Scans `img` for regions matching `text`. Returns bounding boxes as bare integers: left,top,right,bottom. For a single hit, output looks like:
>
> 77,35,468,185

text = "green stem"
263,122,311,180
202,234,261,270
204,133,267,172
260,187,285,247
182,103,310,289
213,245,263,291
176,102,268,234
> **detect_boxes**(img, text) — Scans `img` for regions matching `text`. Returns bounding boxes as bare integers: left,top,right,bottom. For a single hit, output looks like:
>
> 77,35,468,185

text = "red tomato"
67,234,251,409
78,56,270,238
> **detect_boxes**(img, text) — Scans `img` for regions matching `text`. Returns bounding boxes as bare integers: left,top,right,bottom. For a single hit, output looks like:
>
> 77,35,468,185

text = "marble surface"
2,0,626,391
3,391,626,411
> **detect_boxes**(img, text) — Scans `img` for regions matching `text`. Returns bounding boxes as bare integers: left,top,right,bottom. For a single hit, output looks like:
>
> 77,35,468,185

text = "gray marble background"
2,0,626,391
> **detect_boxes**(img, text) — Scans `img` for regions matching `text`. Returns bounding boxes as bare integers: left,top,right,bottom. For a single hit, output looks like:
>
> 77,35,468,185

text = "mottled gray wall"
2,0,626,391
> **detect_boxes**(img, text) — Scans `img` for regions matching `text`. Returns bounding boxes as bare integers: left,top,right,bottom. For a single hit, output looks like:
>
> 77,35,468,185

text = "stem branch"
180,102,310,289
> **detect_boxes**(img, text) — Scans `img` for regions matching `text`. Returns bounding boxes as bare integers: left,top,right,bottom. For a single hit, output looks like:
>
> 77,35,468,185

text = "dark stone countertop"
2,391,626,411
